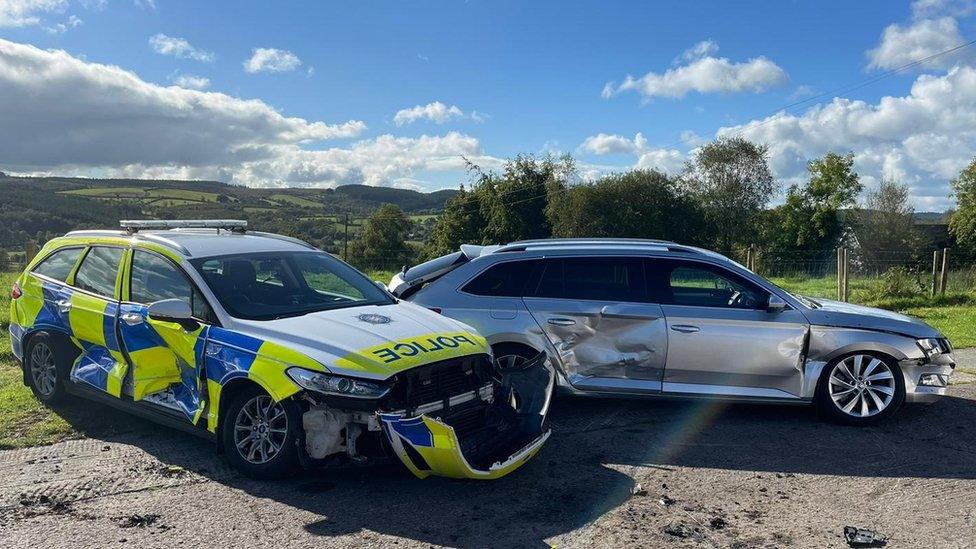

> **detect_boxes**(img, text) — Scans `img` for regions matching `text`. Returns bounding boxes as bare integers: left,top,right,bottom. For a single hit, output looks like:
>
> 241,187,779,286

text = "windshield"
191,251,393,320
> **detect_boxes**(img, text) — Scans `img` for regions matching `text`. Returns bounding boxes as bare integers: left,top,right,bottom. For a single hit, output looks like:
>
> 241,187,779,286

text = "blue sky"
1,0,975,210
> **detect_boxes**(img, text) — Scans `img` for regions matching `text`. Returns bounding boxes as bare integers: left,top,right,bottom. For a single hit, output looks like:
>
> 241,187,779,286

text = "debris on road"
659,495,675,507
843,526,887,547
630,483,647,496
160,465,185,478
117,514,162,529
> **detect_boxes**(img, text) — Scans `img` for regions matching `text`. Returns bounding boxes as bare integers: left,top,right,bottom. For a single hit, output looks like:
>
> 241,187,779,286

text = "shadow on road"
44,387,976,548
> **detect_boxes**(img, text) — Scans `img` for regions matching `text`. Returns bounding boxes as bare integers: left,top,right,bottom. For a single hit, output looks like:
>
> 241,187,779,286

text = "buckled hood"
802,298,942,339
230,301,489,380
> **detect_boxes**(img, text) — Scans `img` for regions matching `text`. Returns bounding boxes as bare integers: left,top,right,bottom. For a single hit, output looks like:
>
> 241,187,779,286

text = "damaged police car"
8,220,553,479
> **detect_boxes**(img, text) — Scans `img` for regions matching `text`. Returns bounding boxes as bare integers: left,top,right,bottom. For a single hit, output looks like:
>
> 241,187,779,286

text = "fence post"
752,244,760,275
932,250,942,297
342,214,349,262
836,247,843,301
746,245,754,272
940,247,950,296
25,240,37,264
842,247,849,302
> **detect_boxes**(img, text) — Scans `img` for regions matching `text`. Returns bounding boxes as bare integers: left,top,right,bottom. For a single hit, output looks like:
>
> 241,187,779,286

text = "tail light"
11,281,22,300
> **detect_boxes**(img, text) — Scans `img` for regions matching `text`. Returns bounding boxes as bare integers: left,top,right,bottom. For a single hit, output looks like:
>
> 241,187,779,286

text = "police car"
8,220,553,479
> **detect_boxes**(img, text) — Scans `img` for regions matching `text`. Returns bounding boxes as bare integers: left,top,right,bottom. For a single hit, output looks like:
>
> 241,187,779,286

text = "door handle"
121,312,144,326
56,299,72,313
548,318,577,326
670,324,700,333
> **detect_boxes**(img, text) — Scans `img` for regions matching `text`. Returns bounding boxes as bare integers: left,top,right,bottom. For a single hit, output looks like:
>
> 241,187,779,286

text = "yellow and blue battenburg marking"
380,413,551,480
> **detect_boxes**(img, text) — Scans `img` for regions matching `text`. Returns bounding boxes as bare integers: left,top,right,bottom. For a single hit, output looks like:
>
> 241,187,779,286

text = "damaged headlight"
287,367,391,399
917,338,947,360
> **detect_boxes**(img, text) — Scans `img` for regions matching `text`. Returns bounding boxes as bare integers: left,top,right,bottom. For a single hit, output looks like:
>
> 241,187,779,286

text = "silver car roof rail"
494,238,700,255
249,231,316,250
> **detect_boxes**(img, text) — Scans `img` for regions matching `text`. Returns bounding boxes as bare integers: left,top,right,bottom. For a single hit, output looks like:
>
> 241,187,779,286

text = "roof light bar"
120,219,247,233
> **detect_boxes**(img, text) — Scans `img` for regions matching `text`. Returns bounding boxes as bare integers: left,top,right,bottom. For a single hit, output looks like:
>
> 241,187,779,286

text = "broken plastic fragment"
843,526,887,547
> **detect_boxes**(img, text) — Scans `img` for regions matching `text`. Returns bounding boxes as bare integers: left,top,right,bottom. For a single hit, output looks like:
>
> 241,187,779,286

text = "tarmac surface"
1,349,974,548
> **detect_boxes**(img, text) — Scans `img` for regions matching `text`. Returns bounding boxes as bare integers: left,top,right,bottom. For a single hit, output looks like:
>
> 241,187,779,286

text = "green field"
62,186,221,204
268,194,326,209
0,268,971,450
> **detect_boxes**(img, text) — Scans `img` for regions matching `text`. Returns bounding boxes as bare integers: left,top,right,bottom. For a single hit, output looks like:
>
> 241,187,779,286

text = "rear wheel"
25,333,68,405
816,353,905,425
221,385,303,479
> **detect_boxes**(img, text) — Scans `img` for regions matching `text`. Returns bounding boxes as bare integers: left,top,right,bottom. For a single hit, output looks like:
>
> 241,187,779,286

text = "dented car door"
522,257,668,392
652,259,809,398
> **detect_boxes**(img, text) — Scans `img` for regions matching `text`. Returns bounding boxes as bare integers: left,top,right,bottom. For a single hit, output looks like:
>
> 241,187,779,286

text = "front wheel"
816,353,905,425
221,385,303,479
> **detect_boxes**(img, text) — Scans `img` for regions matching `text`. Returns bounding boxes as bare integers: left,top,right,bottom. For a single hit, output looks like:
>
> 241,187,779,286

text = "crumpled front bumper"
902,351,956,404
380,352,555,480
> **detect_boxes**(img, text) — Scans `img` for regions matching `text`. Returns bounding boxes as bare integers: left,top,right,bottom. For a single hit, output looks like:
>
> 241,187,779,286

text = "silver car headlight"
916,338,944,360
286,367,391,399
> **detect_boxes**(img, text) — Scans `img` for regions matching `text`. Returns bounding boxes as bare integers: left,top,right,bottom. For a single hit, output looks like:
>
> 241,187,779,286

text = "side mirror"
148,299,198,330
766,294,788,313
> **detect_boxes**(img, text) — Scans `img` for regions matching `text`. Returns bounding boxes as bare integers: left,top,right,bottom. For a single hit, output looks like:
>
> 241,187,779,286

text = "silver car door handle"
670,324,700,333
548,318,577,326
121,312,144,326
56,299,72,313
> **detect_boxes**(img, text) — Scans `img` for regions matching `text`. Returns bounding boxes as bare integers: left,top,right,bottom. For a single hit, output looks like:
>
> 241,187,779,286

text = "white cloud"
717,66,976,209
149,34,215,63
43,13,80,33
78,0,107,10
579,132,686,174
674,40,719,64
911,0,975,19
244,48,302,73
172,74,210,90
867,17,970,71
393,101,466,126
603,45,788,100
0,0,66,27
134,0,155,9
0,38,497,189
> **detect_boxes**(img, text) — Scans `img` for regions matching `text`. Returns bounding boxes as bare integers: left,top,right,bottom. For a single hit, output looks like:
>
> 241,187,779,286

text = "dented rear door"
522,257,667,392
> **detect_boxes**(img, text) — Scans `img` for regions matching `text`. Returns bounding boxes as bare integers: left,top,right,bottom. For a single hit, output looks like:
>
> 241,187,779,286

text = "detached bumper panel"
381,352,555,480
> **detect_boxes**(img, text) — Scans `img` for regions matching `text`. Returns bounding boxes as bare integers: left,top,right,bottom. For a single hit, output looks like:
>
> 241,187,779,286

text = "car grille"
382,354,493,412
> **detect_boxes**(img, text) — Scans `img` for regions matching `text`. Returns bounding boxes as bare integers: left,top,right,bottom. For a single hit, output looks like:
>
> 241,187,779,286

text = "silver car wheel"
233,395,288,465
29,342,57,397
828,354,895,418
496,354,528,371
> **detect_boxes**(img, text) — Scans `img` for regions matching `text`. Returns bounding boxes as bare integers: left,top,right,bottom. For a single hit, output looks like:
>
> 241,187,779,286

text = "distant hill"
0,175,458,254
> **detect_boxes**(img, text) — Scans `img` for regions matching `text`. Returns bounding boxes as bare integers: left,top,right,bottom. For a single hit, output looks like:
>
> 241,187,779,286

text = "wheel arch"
210,375,301,453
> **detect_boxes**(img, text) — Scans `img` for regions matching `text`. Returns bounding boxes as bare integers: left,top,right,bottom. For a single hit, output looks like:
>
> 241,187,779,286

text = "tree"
681,137,777,252
949,157,976,255
855,179,919,261
774,152,862,251
349,203,416,271
546,169,706,244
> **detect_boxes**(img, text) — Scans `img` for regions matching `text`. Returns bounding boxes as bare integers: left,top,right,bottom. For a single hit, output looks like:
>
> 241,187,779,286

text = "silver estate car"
390,239,956,424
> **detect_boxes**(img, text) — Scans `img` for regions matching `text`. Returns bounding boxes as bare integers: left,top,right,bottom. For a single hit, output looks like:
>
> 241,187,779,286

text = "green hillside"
0,175,455,256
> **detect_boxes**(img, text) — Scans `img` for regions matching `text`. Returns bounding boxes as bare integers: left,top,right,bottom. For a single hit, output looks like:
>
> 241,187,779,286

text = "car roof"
61,228,315,258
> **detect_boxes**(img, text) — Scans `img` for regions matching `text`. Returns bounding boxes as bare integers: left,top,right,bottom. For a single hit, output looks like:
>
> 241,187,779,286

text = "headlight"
916,338,944,360
286,367,390,399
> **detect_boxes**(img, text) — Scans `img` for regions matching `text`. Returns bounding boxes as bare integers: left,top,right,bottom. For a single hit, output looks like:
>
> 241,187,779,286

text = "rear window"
74,247,124,298
462,260,540,297
32,247,84,282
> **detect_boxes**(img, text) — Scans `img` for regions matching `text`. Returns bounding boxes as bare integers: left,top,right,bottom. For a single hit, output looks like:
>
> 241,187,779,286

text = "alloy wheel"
29,343,57,397
233,395,288,464
495,354,528,371
828,354,895,418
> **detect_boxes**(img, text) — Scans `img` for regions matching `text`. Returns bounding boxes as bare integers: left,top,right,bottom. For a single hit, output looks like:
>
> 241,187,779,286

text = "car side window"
533,257,645,302
664,261,767,309
462,260,540,297
74,247,123,298
131,250,212,320
32,247,84,282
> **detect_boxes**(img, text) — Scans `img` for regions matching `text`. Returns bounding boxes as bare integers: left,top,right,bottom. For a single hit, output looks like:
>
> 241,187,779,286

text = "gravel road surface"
1,350,974,548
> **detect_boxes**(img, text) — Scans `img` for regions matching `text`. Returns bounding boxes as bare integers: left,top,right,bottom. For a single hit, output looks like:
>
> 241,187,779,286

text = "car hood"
231,301,489,380
801,297,941,339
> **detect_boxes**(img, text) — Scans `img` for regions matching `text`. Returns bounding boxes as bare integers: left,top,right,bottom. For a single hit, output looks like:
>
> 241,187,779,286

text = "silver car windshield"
191,251,393,320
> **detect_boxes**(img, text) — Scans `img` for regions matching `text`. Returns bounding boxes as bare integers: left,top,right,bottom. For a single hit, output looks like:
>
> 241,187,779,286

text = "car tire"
492,343,538,371
221,385,303,480
816,352,905,426
24,332,69,405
